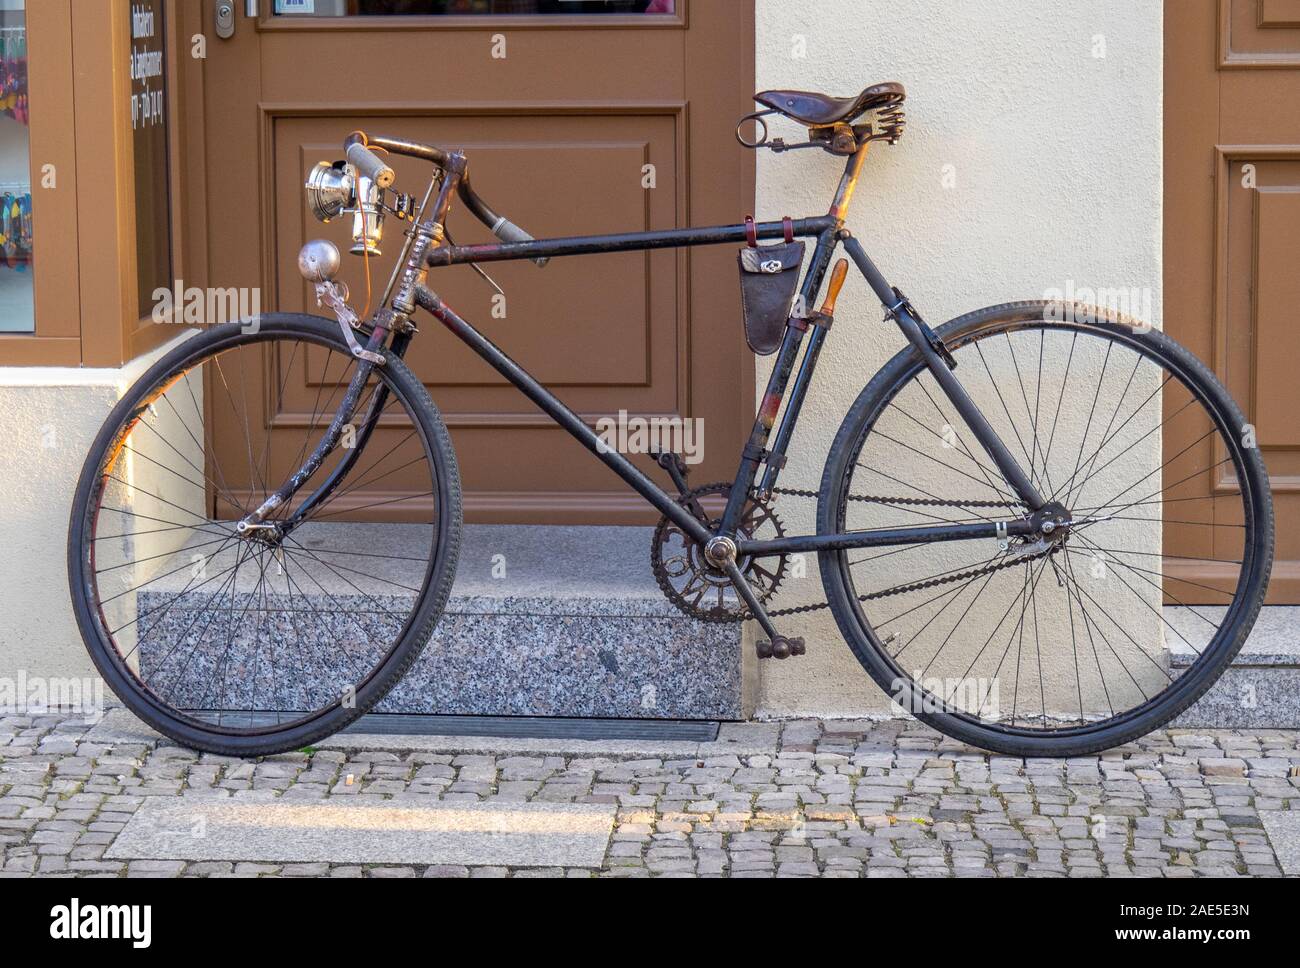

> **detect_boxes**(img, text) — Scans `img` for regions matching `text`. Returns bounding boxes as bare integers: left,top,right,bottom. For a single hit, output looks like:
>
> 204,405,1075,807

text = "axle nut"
703,536,737,568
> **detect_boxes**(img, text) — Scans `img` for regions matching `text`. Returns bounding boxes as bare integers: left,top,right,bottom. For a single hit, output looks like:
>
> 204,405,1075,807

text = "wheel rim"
78,326,444,737
833,315,1267,738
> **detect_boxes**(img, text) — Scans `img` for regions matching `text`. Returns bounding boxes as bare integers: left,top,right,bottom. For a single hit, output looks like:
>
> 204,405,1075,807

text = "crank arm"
718,557,780,642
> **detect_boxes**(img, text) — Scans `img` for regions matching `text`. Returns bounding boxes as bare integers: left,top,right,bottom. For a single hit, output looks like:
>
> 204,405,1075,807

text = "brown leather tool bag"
737,216,804,355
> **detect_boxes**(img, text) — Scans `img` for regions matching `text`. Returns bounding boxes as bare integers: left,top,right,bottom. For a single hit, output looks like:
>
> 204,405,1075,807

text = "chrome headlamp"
305,160,385,256
305,161,355,223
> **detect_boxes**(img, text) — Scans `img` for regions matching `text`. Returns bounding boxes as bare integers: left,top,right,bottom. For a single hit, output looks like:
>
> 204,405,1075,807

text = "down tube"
412,286,712,544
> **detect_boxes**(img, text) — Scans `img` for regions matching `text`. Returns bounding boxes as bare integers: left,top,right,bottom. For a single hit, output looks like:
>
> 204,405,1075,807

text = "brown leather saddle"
754,82,906,127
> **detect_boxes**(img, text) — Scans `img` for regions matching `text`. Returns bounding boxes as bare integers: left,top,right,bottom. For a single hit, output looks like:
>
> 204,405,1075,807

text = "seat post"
829,141,871,223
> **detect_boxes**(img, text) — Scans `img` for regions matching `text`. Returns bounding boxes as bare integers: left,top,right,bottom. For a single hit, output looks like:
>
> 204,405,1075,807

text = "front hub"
236,519,284,548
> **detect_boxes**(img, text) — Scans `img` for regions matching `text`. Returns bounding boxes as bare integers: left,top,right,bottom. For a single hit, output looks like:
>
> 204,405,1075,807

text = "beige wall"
0,332,197,693
0,380,118,683
753,0,1164,716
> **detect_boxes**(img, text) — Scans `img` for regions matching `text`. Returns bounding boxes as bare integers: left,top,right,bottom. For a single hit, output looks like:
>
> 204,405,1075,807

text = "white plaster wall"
754,0,1163,716
0,332,198,695
0,382,118,683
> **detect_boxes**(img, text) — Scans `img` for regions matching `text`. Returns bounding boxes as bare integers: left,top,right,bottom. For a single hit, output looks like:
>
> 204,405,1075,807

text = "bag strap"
745,215,796,247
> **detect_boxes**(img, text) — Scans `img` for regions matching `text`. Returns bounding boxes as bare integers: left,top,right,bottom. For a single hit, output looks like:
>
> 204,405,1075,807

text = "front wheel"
818,301,1272,756
68,315,462,756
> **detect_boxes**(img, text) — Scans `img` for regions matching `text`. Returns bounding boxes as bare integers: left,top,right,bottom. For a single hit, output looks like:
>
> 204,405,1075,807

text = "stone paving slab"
5,710,1299,878
106,798,616,868
1260,811,1300,876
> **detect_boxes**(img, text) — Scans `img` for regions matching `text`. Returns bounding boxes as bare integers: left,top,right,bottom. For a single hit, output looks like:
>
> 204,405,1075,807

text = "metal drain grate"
344,714,720,741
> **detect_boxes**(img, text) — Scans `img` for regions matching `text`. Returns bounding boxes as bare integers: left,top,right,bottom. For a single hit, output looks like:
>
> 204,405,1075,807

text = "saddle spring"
870,103,907,145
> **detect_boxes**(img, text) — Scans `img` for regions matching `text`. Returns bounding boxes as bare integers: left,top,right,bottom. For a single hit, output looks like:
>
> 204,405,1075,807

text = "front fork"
235,322,399,539
237,160,457,539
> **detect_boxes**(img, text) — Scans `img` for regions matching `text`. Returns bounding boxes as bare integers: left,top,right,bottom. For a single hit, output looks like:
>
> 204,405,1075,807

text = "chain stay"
757,487,1035,618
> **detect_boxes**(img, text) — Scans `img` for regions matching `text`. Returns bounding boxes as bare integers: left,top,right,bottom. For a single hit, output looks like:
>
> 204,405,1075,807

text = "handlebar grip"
492,217,550,268
346,141,396,190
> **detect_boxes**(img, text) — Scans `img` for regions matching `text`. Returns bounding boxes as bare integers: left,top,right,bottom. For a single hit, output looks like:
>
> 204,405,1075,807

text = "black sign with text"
129,0,171,320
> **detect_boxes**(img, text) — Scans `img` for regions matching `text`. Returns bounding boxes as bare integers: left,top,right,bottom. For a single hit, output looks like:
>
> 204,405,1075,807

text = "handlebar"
345,140,395,190
352,132,548,267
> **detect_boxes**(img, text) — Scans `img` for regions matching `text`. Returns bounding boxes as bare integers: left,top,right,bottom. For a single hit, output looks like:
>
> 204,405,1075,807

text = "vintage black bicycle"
68,82,1273,757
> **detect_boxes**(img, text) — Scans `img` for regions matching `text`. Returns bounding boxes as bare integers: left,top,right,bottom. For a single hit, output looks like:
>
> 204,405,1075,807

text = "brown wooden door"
1166,0,1300,602
196,0,754,524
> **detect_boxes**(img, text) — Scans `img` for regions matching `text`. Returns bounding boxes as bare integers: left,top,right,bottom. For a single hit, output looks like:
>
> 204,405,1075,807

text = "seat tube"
722,143,896,531
746,144,869,502
756,231,847,497
829,141,871,222
718,227,839,535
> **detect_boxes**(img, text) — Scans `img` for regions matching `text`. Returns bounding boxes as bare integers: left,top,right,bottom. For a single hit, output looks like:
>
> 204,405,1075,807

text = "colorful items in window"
0,25,27,126
0,191,32,270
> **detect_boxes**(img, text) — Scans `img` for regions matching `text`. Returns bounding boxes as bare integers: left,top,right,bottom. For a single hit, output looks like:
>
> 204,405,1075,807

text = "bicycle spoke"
832,314,1263,741
78,326,447,739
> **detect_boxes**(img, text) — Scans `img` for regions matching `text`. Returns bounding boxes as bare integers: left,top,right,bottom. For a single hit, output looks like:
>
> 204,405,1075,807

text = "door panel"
273,114,680,396
1166,0,1300,601
201,0,754,523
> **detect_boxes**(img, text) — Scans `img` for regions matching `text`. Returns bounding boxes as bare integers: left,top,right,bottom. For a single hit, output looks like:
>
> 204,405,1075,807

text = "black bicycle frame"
336,136,1047,559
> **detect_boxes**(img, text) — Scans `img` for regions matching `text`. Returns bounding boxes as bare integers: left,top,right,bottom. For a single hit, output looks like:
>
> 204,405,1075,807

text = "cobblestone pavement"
2,712,1298,878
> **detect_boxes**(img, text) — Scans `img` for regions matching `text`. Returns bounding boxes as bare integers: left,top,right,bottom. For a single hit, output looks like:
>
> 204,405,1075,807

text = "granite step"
1168,606,1300,728
133,523,743,721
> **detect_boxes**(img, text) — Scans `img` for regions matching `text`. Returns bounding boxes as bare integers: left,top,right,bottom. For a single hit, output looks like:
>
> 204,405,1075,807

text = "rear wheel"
68,315,461,756
818,302,1272,756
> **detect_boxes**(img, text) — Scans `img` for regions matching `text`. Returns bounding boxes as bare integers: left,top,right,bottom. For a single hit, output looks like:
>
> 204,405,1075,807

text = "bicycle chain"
770,486,1019,510
759,487,1033,618
765,550,1049,617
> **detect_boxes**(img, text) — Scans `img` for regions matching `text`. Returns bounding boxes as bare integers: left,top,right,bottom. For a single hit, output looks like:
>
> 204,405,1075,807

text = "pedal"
756,635,805,660
650,450,692,499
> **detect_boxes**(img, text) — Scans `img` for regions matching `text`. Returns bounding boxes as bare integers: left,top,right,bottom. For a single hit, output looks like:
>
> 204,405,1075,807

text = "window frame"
0,0,196,367
256,0,687,32
0,0,80,364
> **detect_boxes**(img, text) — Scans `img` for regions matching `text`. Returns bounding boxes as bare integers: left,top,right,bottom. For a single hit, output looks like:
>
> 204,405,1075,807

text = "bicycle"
68,82,1273,757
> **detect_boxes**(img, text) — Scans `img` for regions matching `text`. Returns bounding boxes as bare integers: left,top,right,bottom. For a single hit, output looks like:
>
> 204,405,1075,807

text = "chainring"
650,482,788,624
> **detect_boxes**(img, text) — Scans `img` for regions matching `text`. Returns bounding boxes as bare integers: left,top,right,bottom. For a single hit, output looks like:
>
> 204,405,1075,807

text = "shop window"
0,1,32,335
273,0,675,15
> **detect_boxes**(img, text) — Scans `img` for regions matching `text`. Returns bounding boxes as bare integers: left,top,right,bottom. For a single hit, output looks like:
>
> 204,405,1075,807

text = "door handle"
215,0,256,39
215,0,235,38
